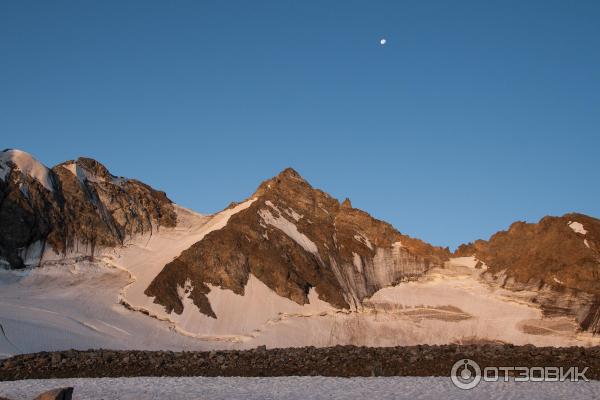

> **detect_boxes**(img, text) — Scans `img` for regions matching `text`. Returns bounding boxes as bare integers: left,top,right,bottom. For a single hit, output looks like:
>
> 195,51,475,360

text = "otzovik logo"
451,359,482,389
450,358,590,389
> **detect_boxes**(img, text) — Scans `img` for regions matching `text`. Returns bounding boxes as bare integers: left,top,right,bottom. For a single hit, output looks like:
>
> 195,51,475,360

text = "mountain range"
1,148,599,356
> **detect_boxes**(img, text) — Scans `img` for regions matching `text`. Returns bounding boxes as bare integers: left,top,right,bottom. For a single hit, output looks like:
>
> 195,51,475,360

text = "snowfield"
568,221,588,235
1,205,599,358
114,201,254,325
1,377,599,400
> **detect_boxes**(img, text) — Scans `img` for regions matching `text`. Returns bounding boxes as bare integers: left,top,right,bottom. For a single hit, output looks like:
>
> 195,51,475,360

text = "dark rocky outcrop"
0,149,176,269
146,168,450,316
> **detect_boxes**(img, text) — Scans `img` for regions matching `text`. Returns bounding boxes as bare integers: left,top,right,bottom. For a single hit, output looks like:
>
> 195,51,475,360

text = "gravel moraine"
2,345,600,381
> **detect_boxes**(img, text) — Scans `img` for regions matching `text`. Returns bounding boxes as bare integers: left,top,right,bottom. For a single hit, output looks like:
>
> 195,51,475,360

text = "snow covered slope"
2,150,600,357
110,201,267,336
0,149,54,191
0,149,55,191
1,249,597,358
0,259,207,358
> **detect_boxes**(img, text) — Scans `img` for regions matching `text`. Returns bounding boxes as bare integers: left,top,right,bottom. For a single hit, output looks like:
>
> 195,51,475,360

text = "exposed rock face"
456,213,600,333
0,150,60,269
52,158,177,254
0,149,176,269
146,168,450,316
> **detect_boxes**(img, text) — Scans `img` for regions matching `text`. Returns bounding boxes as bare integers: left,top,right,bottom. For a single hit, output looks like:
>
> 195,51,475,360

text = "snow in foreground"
1,377,598,400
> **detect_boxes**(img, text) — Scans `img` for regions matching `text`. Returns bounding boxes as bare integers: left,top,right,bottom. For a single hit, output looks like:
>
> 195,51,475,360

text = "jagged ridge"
0,149,177,269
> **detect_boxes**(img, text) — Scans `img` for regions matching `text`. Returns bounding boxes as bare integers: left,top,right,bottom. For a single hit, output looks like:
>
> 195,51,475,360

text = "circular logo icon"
451,358,482,390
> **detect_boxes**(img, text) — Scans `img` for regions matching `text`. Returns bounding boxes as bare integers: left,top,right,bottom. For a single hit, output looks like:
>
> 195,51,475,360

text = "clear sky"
1,1,599,249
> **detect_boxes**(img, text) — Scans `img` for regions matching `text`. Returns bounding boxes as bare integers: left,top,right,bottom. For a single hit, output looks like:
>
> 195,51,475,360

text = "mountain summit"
145,167,450,317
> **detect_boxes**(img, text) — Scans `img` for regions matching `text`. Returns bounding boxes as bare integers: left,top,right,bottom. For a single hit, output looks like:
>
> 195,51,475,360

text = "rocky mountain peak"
0,150,176,269
253,168,341,220
253,167,312,197
54,157,127,186
75,157,111,175
278,167,304,180
146,167,450,319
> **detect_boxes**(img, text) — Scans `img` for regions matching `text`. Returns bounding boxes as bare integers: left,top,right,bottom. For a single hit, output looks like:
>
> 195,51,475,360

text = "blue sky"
1,1,599,249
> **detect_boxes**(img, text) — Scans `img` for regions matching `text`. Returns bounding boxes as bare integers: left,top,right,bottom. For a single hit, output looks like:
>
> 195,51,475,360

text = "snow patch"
264,201,303,221
568,221,587,235
177,279,194,303
584,239,590,248
18,240,45,268
63,162,104,183
258,208,318,255
18,182,29,198
353,233,373,250
0,149,54,191
553,277,565,286
285,208,303,221
352,252,363,273
62,161,125,185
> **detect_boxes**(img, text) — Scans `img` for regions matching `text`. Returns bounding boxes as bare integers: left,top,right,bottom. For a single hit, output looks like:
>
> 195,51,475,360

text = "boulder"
32,387,73,400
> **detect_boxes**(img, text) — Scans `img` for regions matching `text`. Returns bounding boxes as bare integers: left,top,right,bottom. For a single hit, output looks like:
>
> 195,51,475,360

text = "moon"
380,38,387,45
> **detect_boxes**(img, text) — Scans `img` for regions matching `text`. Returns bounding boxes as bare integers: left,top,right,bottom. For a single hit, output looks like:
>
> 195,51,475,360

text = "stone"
32,387,73,400
255,345,267,353
51,353,61,365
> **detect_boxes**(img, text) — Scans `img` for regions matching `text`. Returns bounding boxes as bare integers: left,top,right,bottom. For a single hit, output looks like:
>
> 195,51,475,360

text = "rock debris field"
2,345,600,381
